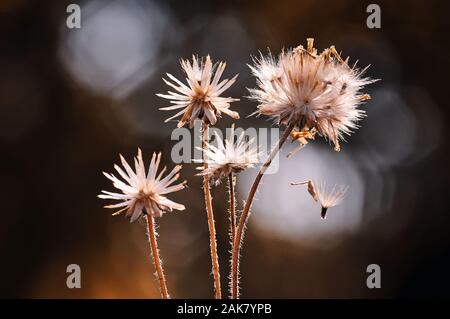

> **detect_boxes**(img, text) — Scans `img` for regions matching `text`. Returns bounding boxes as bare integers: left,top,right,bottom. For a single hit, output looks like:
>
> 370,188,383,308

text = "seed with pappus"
291,180,348,219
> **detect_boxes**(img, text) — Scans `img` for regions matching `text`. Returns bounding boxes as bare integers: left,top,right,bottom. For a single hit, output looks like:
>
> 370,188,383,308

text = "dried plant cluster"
98,39,376,299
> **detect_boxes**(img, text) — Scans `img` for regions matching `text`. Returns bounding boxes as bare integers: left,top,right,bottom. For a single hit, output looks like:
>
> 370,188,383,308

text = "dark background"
0,0,449,298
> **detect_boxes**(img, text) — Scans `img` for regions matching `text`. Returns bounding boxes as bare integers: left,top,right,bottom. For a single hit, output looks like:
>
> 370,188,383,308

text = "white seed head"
249,38,376,151
196,125,259,184
98,149,186,222
158,55,240,128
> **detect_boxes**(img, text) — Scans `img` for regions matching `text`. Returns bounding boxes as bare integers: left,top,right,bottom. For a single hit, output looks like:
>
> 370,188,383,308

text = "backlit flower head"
158,55,240,128
249,38,376,151
291,180,348,219
195,125,259,184
99,149,186,222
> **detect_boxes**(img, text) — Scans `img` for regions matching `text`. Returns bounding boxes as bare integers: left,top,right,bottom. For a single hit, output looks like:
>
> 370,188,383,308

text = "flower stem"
145,214,169,299
228,172,236,298
202,122,222,299
228,172,236,243
231,122,295,298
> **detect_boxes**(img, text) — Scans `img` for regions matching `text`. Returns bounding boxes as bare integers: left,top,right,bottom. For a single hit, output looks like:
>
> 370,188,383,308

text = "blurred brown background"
0,0,449,298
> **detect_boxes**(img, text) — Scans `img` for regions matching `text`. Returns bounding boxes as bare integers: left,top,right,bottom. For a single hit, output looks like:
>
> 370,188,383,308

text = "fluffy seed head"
196,125,259,184
98,149,186,222
249,38,376,151
158,55,240,128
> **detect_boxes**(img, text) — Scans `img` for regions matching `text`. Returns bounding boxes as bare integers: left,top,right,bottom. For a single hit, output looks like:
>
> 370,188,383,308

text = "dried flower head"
99,149,186,222
196,125,259,184
249,38,376,151
291,180,348,219
158,55,240,128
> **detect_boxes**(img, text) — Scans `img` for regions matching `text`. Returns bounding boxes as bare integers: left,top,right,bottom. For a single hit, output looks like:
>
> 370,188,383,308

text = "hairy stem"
228,172,237,243
146,214,169,299
202,122,222,299
231,123,295,298
228,172,236,298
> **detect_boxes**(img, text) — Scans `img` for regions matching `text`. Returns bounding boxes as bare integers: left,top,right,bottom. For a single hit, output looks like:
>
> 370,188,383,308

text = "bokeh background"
1,0,449,298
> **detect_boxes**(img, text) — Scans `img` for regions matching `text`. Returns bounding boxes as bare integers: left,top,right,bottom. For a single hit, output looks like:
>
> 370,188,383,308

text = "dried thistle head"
99,149,187,222
249,38,377,151
158,55,240,128
291,179,348,219
195,125,259,185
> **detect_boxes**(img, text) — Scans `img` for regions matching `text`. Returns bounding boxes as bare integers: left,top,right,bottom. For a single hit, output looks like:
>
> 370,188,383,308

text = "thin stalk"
228,172,236,298
231,122,295,298
145,214,169,299
228,172,236,243
202,122,222,299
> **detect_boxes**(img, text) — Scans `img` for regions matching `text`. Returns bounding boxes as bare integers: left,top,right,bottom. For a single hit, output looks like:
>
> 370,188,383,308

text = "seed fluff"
99,149,186,222
249,38,377,151
158,55,240,128
195,125,259,185
291,180,348,219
